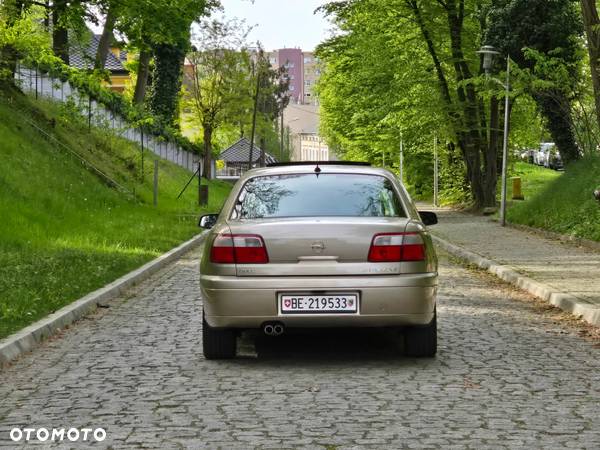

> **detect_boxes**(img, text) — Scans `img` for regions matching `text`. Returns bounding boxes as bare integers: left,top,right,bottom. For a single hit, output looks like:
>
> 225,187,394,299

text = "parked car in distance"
199,162,439,359
520,149,535,164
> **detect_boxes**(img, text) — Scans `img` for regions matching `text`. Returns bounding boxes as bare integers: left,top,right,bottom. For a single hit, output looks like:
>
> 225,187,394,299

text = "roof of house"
69,34,128,73
218,138,277,164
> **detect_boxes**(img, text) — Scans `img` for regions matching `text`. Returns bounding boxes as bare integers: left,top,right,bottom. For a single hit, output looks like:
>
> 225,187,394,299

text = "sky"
216,0,333,51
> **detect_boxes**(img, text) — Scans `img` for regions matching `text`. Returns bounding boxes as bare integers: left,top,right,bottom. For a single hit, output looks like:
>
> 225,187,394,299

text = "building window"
304,57,312,64
305,80,311,86
289,85,295,91
289,74,295,80
269,57,276,64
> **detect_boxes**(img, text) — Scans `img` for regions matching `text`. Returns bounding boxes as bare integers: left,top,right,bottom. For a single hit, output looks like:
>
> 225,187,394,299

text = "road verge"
0,232,208,366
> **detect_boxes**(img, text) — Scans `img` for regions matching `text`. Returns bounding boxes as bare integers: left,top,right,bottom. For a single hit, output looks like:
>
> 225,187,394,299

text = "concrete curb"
432,235,600,328
0,232,208,366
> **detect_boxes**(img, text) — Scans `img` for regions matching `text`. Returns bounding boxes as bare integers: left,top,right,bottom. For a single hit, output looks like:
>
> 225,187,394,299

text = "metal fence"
14,64,201,173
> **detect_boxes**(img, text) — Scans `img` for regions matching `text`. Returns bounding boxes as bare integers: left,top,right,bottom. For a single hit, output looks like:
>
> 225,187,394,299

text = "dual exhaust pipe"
263,322,285,336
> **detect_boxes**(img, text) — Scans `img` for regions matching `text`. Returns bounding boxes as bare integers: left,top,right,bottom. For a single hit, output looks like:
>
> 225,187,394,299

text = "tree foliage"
486,0,583,164
317,0,586,208
186,19,254,178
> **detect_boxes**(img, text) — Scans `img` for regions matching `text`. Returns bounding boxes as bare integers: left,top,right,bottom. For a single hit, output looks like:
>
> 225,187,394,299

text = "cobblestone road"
0,247,599,449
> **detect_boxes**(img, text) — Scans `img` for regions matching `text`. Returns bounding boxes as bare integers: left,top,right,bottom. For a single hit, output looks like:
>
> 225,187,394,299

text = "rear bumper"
200,273,437,329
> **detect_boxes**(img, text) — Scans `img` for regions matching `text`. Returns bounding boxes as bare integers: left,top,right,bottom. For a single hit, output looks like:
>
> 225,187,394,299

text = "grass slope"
0,91,231,338
507,159,600,241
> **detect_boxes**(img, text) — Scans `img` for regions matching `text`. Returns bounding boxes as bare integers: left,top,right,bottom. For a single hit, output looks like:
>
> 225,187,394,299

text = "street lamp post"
477,45,511,226
399,132,404,183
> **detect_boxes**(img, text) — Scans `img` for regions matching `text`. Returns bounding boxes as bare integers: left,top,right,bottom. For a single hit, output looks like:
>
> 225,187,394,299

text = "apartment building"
268,48,321,105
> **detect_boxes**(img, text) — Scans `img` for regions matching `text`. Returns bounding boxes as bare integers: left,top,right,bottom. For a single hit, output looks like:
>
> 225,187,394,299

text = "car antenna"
314,164,321,174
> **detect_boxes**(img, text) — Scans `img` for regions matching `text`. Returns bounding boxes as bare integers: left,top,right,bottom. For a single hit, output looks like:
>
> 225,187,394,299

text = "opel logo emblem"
311,241,325,254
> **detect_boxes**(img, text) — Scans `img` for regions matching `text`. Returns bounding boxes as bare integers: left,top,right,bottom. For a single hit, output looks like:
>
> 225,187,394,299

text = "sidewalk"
425,207,600,327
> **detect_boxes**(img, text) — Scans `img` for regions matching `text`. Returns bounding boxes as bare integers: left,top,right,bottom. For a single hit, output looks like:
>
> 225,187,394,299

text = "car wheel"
202,313,236,360
404,311,437,357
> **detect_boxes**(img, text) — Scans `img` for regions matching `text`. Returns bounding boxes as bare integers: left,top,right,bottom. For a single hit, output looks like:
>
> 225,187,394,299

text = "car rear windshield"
231,173,406,219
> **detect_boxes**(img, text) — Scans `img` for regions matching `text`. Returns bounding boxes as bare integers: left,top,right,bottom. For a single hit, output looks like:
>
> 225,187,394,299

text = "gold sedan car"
199,162,438,359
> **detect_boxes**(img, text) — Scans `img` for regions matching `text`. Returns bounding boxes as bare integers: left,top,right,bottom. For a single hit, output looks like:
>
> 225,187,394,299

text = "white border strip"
433,235,600,327
0,232,208,366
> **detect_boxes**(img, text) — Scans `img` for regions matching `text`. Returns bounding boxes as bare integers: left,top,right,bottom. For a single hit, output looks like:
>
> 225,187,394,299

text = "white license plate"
279,293,359,314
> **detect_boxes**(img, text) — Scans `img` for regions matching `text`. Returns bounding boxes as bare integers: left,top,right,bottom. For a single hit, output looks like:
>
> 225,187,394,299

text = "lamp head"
477,45,501,74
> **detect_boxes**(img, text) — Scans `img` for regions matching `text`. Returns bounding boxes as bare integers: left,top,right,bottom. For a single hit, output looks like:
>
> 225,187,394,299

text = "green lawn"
0,90,231,339
506,161,562,201
506,159,600,241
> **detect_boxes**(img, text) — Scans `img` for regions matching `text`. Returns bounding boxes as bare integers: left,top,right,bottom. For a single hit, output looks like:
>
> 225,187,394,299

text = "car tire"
202,313,236,360
404,311,437,357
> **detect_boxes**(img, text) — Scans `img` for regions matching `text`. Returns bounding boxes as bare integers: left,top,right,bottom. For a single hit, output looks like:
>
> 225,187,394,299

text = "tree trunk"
581,0,600,128
0,0,24,84
52,0,69,64
149,43,185,126
259,136,266,166
446,2,493,209
411,0,495,209
203,126,213,179
483,96,501,208
43,1,50,30
94,7,117,70
535,90,580,164
133,49,151,105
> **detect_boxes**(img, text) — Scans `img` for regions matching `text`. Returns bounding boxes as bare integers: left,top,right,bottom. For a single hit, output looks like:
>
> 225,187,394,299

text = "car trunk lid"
227,217,411,277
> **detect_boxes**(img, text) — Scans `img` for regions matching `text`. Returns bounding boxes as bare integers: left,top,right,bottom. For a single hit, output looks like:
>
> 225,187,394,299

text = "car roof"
240,164,396,180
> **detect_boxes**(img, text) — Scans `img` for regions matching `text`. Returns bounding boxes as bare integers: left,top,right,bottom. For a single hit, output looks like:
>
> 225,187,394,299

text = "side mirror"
199,214,219,229
419,211,438,226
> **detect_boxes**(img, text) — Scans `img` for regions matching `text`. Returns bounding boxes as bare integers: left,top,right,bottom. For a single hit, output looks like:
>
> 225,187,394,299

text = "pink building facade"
269,48,305,104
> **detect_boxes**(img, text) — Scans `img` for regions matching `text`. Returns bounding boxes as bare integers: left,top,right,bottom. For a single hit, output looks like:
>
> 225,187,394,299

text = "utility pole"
140,127,144,182
399,132,404,183
280,110,284,161
433,134,439,207
153,160,158,207
500,57,511,226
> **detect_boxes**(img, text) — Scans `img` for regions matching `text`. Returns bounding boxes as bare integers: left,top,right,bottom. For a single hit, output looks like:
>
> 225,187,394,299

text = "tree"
486,0,584,164
580,0,600,128
317,0,585,208
318,0,502,209
114,0,217,110
0,0,25,83
255,51,289,165
186,19,253,179
0,2,61,87
94,0,118,69
147,0,217,126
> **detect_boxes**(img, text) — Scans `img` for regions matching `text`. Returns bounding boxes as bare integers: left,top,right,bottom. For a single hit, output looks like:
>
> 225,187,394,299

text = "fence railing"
14,65,203,174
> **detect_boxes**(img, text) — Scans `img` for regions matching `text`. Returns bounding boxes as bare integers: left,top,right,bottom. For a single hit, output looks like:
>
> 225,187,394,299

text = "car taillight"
368,233,426,262
210,234,269,264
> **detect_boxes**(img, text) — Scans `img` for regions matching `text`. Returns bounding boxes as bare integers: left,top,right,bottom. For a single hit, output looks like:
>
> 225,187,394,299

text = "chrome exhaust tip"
262,322,284,336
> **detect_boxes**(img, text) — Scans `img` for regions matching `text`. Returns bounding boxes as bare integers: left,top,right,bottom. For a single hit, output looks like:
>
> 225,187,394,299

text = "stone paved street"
0,247,599,449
